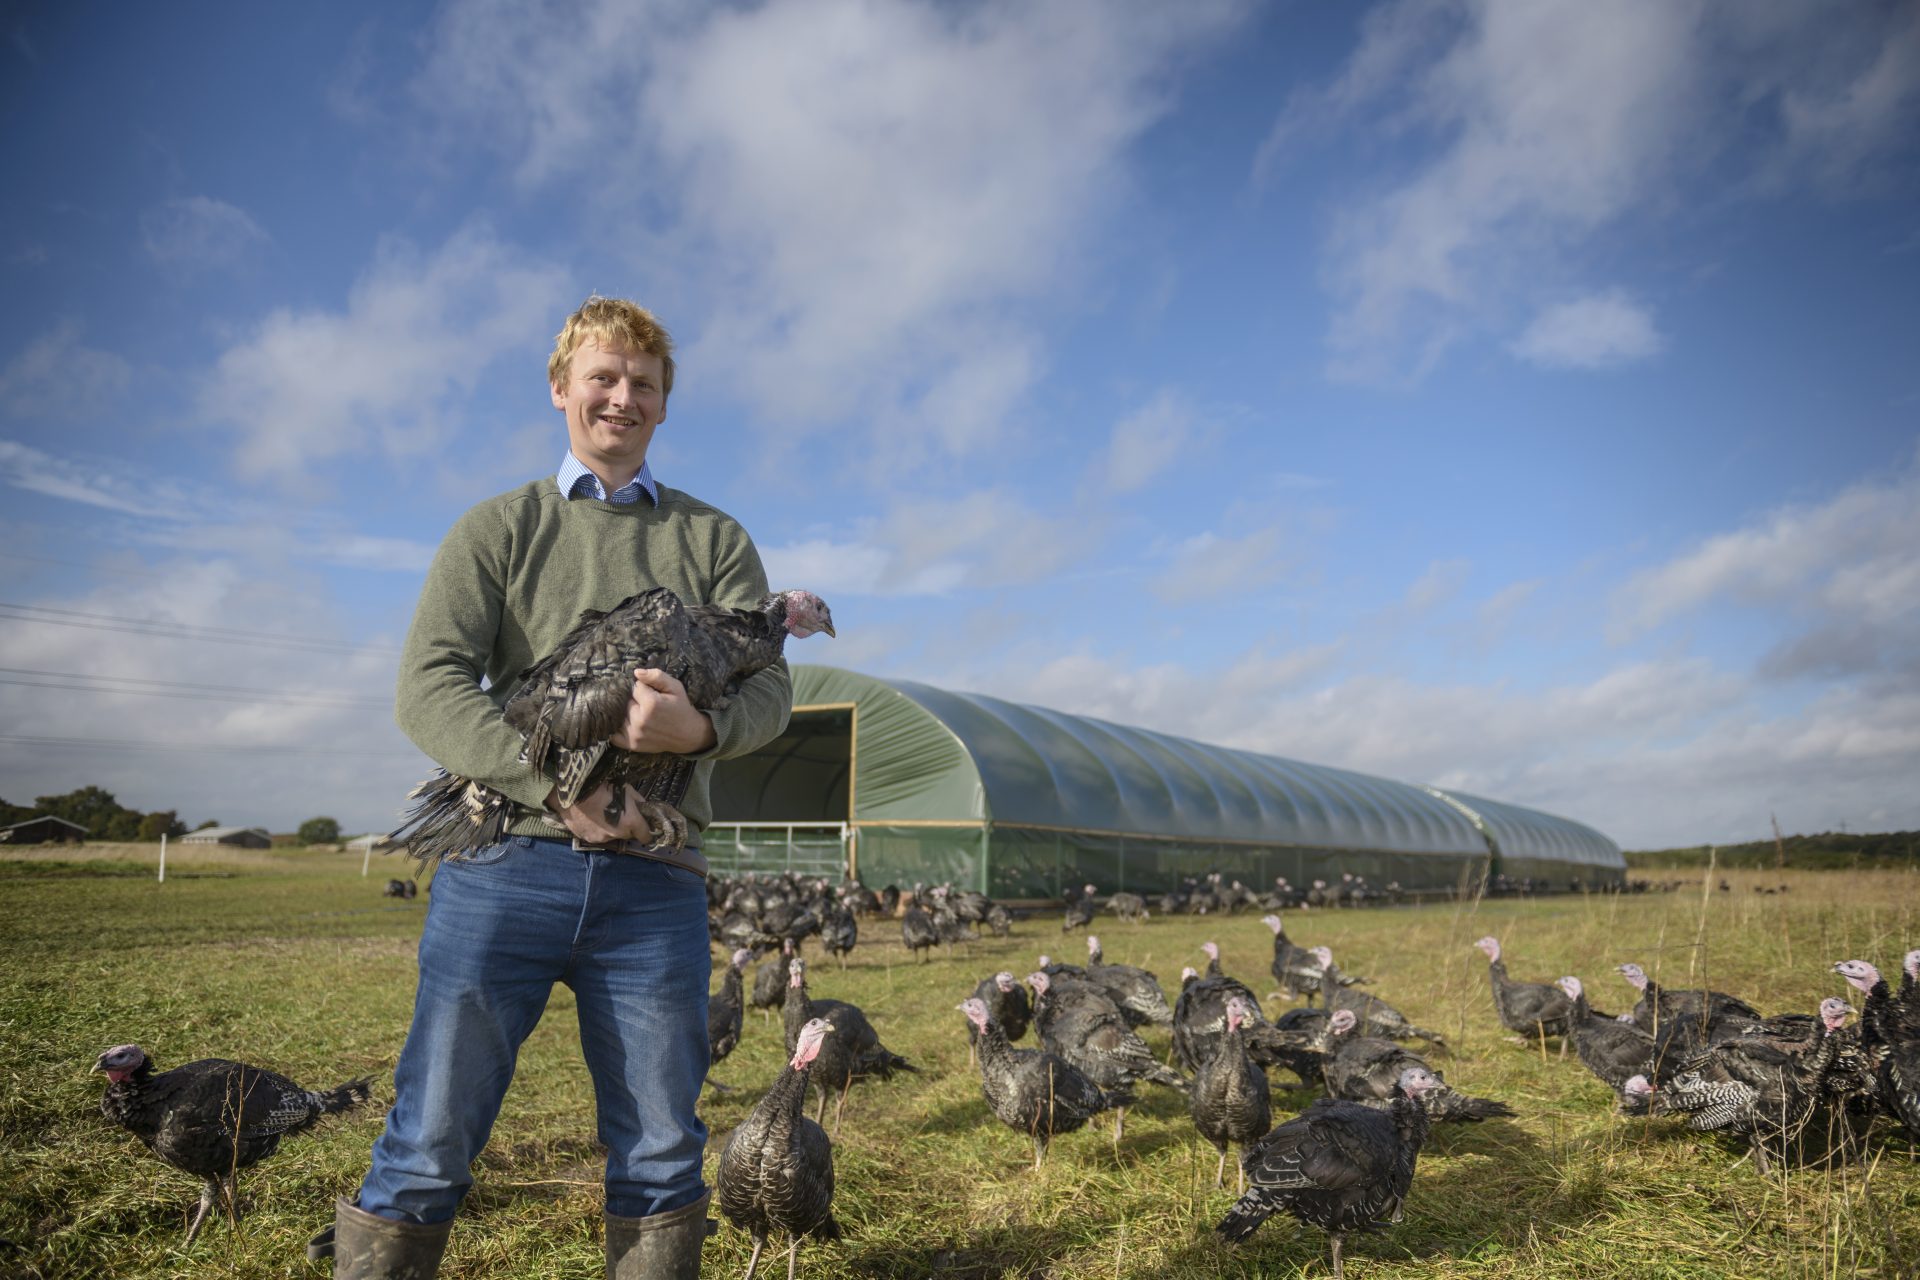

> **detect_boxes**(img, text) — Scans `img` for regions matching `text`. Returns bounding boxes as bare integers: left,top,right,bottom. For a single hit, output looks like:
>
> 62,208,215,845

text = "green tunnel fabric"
707,665,1626,896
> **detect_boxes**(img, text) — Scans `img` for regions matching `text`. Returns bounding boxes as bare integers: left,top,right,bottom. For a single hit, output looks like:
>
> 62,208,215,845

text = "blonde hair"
547,296,676,397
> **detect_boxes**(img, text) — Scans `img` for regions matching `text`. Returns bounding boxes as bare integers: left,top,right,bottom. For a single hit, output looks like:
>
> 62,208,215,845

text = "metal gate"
703,822,850,878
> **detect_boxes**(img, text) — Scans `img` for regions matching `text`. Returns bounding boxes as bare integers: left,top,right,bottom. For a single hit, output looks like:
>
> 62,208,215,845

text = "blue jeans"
358,835,711,1223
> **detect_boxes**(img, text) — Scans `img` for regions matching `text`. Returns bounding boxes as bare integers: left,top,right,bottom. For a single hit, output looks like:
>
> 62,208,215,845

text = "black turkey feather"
780,958,917,1136
1215,1066,1440,1280
1321,1010,1514,1122
1476,936,1576,1042
1190,995,1273,1191
716,1017,841,1280
390,587,832,866
94,1044,371,1244
706,948,751,1090
958,998,1132,1168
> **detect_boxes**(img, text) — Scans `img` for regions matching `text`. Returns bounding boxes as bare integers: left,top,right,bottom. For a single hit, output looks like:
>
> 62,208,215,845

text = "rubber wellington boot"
605,1191,715,1280
311,1196,451,1279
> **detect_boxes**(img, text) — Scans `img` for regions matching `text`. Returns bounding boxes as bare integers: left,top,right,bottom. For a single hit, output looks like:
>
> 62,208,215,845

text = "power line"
0,733,422,759
0,666,391,709
0,601,405,656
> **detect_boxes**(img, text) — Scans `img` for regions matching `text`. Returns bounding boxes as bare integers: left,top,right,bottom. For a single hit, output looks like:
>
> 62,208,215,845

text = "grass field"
2,845,1917,1280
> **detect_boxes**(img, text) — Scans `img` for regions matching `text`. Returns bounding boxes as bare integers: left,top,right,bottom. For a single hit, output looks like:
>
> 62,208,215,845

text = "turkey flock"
685,873,1920,1278
88,867,1918,1278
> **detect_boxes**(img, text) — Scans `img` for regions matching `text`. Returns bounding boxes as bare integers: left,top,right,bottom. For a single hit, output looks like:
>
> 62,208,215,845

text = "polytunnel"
705,665,1627,897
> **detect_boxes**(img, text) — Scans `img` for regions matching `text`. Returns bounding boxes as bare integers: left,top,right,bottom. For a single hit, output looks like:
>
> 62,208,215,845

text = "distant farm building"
180,826,273,849
708,665,1625,896
0,815,90,845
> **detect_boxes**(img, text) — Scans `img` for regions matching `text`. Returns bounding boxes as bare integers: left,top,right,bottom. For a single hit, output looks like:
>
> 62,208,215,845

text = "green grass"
2,849,1918,1278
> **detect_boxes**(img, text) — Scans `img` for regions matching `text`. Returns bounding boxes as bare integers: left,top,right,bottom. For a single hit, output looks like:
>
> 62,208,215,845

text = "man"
319,297,792,1279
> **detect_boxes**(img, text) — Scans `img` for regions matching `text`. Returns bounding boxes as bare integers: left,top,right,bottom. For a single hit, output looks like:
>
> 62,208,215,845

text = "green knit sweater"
394,477,793,842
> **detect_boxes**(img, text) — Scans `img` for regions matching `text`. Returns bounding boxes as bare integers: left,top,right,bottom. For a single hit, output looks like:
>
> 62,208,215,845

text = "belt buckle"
570,836,619,853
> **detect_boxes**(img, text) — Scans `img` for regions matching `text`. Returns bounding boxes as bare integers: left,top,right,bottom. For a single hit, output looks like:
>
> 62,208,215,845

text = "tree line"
0,785,193,842
1625,829,1919,869
1,784,343,846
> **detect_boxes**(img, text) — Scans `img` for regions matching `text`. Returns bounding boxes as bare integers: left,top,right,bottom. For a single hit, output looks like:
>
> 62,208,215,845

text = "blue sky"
2,0,1916,848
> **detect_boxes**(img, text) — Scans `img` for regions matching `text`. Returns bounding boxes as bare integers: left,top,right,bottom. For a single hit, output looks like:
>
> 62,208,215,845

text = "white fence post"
158,833,166,884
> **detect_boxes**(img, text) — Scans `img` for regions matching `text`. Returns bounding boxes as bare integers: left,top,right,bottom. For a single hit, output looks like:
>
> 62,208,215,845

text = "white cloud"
761,536,892,598
140,196,270,271
0,440,177,518
929,636,1919,848
1776,2,1920,189
878,490,1093,593
1150,527,1295,605
409,0,1248,461
1281,0,1920,381
1510,290,1663,369
763,486,1098,598
1611,449,1920,642
1402,558,1472,614
1100,389,1199,495
198,225,571,478
0,439,437,573
0,320,133,420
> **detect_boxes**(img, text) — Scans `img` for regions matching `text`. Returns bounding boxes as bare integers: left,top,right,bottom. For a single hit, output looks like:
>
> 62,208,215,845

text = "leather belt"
569,836,709,880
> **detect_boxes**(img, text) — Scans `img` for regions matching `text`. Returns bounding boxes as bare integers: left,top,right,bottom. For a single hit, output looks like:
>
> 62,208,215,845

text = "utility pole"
1772,813,1787,870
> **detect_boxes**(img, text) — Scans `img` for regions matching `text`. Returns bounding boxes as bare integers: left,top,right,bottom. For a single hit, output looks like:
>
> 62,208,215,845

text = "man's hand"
610,668,718,755
545,782,652,845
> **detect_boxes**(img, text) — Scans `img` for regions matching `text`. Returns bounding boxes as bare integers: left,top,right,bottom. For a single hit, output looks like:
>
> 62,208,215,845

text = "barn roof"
0,815,89,834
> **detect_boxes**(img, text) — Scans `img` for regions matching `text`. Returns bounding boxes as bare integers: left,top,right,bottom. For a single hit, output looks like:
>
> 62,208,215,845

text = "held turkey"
389,587,833,865
716,1017,841,1280
93,1044,372,1244
1190,995,1273,1191
957,998,1133,1169
1215,1066,1441,1280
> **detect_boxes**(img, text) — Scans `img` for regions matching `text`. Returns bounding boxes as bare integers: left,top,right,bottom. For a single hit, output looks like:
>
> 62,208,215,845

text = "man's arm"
393,504,554,812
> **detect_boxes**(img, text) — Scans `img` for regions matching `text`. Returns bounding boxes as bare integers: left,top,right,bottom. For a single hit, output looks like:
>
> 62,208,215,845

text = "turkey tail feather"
1214,1197,1273,1243
1432,1089,1513,1122
315,1078,373,1115
389,770,516,869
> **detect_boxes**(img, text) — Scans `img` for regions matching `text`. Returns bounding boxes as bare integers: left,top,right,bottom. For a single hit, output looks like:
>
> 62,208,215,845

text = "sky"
1,0,1916,850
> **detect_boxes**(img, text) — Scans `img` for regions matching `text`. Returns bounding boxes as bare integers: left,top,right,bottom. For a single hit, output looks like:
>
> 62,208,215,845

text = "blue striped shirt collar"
557,452,657,506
